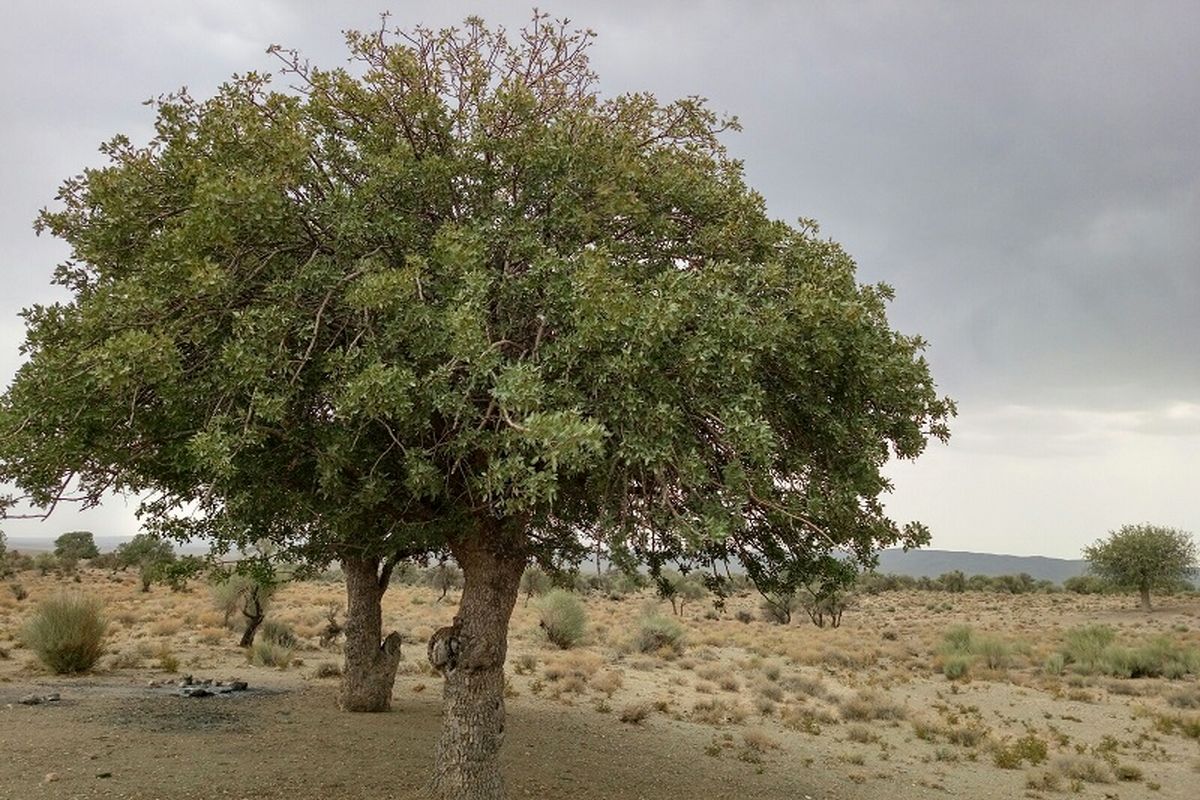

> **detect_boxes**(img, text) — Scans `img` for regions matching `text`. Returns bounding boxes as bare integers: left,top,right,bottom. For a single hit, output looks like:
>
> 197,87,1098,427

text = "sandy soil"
2,570,1199,800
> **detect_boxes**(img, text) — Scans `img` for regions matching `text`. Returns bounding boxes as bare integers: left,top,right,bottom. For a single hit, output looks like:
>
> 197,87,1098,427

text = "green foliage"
1056,624,1199,679
0,13,952,608
1083,524,1197,608
1061,624,1117,673
33,552,58,576
54,531,99,561
1062,575,1112,594
22,592,108,673
992,733,1048,769
520,566,552,604
759,591,796,624
537,589,587,649
938,625,1019,677
634,613,686,655
115,534,176,592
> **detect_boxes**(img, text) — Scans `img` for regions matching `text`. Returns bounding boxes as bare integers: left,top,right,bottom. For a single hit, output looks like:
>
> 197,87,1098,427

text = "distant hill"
875,548,1088,584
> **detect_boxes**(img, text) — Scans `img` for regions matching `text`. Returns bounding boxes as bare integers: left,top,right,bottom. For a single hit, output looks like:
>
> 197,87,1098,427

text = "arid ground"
2,569,1199,800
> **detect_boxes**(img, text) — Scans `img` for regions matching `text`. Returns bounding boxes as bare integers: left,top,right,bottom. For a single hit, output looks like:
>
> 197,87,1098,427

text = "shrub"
942,655,971,680
619,702,652,724
634,613,685,655
537,589,587,649
992,733,1048,769
8,583,27,601
520,567,552,605
1061,624,1116,672
260,619,298,649
840,690,907,721
251,638,294,668
22,592,108,673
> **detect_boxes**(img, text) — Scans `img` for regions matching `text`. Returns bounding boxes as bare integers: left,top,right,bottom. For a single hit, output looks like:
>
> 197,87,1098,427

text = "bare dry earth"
2,571,1199,800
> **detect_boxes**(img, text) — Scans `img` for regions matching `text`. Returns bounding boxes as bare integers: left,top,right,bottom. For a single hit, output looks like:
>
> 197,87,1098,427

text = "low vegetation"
21,591,108,673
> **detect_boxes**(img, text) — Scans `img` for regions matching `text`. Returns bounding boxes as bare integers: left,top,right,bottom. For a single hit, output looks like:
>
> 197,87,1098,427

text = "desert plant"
22,592,108,673
8,582,27,601
634,613,685,655
252,637,294,668
260,619,298,649
537,589,587,649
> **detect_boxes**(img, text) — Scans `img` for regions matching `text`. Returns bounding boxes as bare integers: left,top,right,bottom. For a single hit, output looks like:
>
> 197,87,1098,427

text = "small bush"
22,592,108,674
251,638,294,668
942,654,971,680
619,702,652,724
1061,624,1116,672
260,619,298,649
1052,754,1115,784
8,583,27,601
992,733,1048,769
538,589,587,649
634,613,685,655
840,690,907,721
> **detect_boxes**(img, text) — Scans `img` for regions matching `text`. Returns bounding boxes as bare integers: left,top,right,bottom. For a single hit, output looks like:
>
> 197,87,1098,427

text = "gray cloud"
1,1,1196,555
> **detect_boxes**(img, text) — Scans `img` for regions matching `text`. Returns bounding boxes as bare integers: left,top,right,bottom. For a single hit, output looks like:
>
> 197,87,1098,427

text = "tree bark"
428,529,525,800
340,555,404,712
1139,584,1152,611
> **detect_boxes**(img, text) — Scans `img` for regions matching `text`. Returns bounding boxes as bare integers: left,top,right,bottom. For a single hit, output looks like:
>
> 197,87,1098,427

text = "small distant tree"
426,562,464,602
1083,524,1197,611
520,567,552,606
212,570,275,646
115,534,176,592
33,552,58,576
54,531,99,561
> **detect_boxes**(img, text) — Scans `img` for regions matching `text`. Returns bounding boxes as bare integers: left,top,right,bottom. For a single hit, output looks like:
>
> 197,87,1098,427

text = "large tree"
1083,523,1197,610
54,530,100,561
0,14,953,799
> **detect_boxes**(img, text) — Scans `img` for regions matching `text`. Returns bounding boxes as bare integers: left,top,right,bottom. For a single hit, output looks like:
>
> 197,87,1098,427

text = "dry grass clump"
22,592,108,674
312,661,342,679
1046,754,1115,784
619,701,653,724
780,704,837,734
839,690,907,722
591,669,623,697
150,618,182,637
741,728,781,752
691,697,749,726
779,671,826,699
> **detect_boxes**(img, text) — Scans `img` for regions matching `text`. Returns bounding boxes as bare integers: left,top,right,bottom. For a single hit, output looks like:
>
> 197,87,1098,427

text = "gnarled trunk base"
428,531,525,800
340,555,404,712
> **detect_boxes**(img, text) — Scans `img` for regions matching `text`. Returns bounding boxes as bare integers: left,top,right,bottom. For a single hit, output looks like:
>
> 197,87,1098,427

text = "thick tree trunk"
340,555,404,712
428,531,525,800
1139,584,1152,611
239,610,263,647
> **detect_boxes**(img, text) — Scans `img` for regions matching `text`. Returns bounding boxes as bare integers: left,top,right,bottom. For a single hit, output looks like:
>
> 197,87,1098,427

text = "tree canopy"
0,13,953,798
1084,524,1197,610
54,530,100,561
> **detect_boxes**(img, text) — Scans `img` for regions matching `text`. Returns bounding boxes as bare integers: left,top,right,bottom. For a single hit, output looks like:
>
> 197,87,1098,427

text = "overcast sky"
1,1,1196,558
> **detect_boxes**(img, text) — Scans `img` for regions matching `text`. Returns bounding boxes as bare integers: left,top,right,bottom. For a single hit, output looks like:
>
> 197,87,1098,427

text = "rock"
229,680,248,692
179,675,194,687
43,692,60,702
96,771,112,779
147,680,160,688
181,687,212,698
19,694,42,705
43,773,59,783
